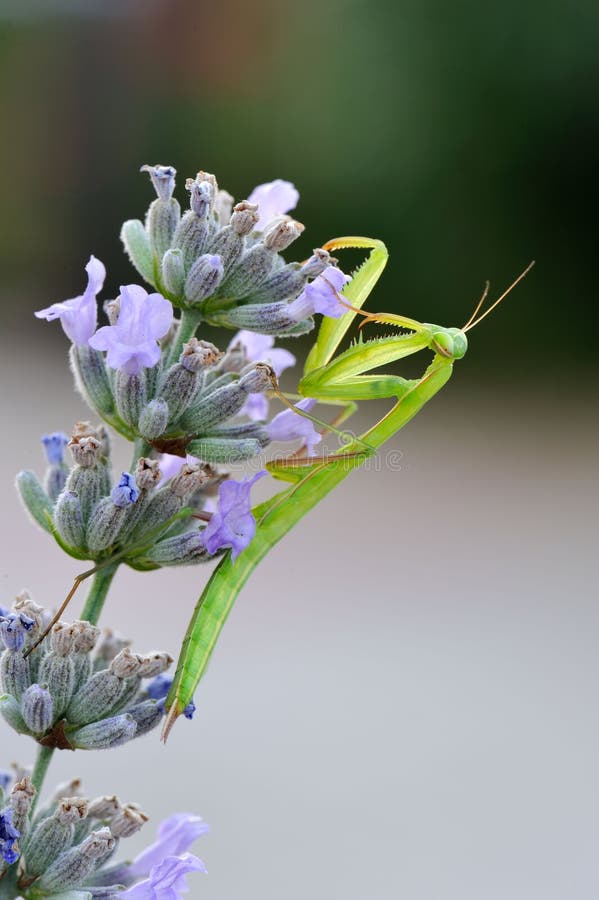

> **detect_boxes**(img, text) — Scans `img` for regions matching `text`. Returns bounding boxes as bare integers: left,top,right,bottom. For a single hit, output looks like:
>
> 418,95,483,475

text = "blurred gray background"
0,1,597,898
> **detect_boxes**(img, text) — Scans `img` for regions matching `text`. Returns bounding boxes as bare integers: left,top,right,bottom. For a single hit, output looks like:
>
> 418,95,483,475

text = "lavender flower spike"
128,813,209,879
246,179,299,230
268,399,321,457
288,265,351,320
89,284,173,374
230,330,295,421
35,255,105,344
122,852,206,899
202,471,266,560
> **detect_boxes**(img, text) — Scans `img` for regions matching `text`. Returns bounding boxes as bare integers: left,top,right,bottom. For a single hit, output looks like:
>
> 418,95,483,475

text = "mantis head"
425,325,468,360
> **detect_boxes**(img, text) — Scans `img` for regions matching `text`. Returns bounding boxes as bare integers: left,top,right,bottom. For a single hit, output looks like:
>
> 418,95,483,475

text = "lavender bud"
114,369,147,429
69,715,137,750
124,699,164,736
0,612,35,650
120,218,155,285
110,803,148,838
231,200,259,236
0,649,31,701
15,470,54,534
186,436,265,463
186,177,214,218
156,367,199,425
94,630,131,668
38,826,116,892
68,433,102,468
181,338,222,372
220,243,275,298
54,490,86,550
179,378,257,434
168,463,212,499
214,188,234,224
0,694,29,734
262,217,305,251
146,196,181,260
67,649,142,725
239,362,276,393
209,299,314,336
11,777,36,833
42,432,69,464
135,457,161,491
173,211,210,272
137,398,169,441
137,651,173,678
111,472,139,508
147,530,209,566
184,253,224,305
69,344,116,420
140,163,176,202
88,795,120,820
161,247,186,296
21,684,53,734
38,645,75,720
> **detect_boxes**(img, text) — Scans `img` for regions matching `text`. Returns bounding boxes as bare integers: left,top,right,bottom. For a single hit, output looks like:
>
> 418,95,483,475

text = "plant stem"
167,308,203,366
80,563,119,625
29,745,54,816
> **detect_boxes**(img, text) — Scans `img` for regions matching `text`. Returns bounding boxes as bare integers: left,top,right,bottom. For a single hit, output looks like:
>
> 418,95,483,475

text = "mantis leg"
163,355,453,737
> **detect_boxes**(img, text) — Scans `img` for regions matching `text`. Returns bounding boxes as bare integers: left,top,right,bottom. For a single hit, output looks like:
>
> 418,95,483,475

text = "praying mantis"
162,237,533,737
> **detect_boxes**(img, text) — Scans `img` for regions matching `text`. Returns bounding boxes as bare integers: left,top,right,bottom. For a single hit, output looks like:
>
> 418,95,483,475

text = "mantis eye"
432,331,454,357
451,330,468,359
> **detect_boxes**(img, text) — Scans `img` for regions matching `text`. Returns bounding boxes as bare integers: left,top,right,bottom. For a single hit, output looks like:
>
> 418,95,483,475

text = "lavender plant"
3,161,518,894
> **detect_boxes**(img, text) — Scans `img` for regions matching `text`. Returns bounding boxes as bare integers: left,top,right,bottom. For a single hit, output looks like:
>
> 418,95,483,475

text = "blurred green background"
1,0,597,379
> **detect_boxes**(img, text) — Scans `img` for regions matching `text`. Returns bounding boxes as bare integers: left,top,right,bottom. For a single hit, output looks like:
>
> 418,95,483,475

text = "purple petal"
129,815,209,878
35,255,105,344
122,853,206,899
240,393,270,422
268,399,321,456
288,265,351,321
232,330,296,375
89,284,173,374
202,471,266,561
246,179,299,230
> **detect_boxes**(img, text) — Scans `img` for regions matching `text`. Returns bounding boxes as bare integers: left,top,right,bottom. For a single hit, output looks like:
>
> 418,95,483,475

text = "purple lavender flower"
230,330,296,421
89,284,173,375
147,674,196,720
35,255,106,345
122,853,206,899
0,612,35,651
41,432,69,465
0,807,20,865
246,179,299,230
267,399,321,457
289,265,351,320
202,471,266,560
111,472,140,507
128,813,209,880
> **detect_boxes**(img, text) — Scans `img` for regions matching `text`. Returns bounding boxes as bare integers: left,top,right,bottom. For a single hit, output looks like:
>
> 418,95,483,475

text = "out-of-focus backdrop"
0,2,597,899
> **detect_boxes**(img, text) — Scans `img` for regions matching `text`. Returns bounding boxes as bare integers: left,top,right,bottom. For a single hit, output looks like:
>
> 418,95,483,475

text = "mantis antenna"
462,281,490,330
463,261,535,333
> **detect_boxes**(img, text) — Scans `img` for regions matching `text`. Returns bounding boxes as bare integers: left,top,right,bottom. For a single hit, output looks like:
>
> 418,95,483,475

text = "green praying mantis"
162,237,534,738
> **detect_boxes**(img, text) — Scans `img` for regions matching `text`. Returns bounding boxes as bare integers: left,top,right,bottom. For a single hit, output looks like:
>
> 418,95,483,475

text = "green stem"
80,563,119,625
167,308,203,366
29,745,54,816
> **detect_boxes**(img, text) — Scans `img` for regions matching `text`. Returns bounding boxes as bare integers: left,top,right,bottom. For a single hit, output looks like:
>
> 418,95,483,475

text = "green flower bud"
121,218,155,285
15,470,54,534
